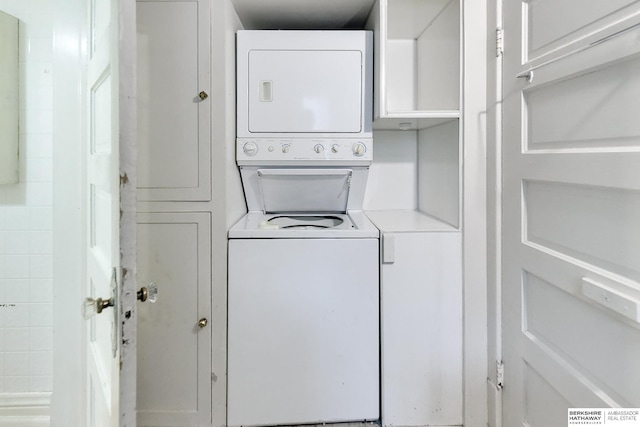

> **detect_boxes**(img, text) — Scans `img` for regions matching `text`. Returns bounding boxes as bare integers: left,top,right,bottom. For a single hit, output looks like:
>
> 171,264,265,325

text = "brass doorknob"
198,318,208,328
137,282,158,303
198,91,208,100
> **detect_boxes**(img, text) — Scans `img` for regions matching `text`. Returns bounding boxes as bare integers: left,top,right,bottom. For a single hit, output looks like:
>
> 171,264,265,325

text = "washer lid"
257,169,352,213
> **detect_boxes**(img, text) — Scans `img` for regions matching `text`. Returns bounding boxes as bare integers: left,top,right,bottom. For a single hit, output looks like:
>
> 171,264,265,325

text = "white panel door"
136,212,211,426
248,50,363,133
84,0,137,425
502,1,640,425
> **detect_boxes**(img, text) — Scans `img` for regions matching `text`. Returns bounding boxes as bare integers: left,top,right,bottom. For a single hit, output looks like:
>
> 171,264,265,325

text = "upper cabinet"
137,0,211,202
367,0,461,129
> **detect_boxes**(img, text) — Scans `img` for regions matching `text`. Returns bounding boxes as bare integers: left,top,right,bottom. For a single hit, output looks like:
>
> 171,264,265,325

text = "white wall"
364,130,418,211
0,0,53,410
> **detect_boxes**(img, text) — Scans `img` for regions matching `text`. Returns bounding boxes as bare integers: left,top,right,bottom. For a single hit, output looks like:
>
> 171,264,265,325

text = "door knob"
82,296,114,319
198,91,208,100
137,282,158,303
198,318,208,328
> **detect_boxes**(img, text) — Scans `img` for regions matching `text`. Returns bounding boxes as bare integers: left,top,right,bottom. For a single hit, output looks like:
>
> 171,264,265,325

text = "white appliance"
228,30,378,427
237,30,373,139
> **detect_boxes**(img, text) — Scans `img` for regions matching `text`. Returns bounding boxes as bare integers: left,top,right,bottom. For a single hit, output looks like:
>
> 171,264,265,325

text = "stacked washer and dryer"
228,31,379,426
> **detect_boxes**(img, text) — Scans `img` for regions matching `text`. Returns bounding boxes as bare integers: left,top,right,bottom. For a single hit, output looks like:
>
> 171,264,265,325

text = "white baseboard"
0,393,51,427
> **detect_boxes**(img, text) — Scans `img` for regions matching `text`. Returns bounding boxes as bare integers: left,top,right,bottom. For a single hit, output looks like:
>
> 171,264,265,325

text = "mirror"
0,10,19,185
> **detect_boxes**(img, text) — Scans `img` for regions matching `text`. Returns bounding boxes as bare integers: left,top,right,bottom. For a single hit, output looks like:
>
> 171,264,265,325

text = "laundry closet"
135,0,487,426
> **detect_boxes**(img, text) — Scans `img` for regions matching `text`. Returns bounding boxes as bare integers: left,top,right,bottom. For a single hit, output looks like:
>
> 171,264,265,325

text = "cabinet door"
381,231,462,426
136,212,211,426
137,0,211,201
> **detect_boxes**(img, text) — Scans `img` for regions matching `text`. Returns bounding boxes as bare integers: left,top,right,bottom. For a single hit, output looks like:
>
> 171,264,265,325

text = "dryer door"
248,50,363,133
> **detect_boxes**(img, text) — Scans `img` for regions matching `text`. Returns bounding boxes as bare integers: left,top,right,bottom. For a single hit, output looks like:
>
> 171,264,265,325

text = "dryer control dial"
314,144,325,154
331,144,340,153
243,142,258,156
352,142,366,157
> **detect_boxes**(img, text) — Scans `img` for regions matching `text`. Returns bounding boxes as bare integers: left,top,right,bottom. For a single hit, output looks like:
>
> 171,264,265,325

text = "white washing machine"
227,165,380,427
228,30,378,427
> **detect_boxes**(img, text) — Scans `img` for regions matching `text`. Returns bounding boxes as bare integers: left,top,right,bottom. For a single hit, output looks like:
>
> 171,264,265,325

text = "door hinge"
496,360,504,390
496,27,504,57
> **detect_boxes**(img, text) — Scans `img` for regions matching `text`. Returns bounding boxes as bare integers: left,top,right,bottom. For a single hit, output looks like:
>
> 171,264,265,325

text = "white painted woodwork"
0,10,19,185
136,212,211,426
367,0,460,129
417,120,460,228
85,0,128,424
137,0,211,201
369,213,462,426
502,1,640,425
526,0,639,61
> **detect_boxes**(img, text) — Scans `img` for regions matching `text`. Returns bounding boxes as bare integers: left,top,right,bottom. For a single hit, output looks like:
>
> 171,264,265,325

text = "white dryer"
228,30,378,427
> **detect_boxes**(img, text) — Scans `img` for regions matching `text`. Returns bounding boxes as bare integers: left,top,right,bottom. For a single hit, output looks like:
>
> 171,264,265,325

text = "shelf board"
373,111,459,130
365,209,459,233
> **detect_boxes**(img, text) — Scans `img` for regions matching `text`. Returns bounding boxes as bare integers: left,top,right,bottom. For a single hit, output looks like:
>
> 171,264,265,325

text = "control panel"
236,138,373,165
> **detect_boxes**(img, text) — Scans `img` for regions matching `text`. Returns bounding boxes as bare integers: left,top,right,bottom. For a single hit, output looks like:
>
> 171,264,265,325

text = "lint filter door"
257,169,352,213
248,50,362,133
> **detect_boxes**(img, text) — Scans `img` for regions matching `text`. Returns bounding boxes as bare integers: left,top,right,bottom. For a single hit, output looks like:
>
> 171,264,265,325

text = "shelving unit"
367,0,460,130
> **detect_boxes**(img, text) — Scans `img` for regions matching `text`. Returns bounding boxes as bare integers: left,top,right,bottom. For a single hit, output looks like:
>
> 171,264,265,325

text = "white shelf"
373,112,458,130
365,209,459,232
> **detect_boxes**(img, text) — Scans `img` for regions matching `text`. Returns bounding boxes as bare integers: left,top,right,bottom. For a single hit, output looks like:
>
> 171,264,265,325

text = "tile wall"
0,0,53,394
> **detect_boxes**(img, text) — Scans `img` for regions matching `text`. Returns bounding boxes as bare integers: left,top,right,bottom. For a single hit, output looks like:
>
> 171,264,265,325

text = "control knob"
282,144,290,153
314,144,325,154
331,144,340,153
243,142,258,156
352,142,366,157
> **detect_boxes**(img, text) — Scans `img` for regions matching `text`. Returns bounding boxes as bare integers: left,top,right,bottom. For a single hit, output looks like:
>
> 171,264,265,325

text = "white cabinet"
135,1,213,426
368,211,463,426
137,0,211,201
367,0,460,130
136,212,212,426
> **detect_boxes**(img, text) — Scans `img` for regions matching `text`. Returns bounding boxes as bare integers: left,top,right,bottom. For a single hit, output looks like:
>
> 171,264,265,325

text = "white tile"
29,206,53,230
25,159,53,183
5,303,29,327
27,182,53,206
4,279,30,302
22,37,53,63
30,279,52,302
30,327,52,351
29,255,52,278
3,255,29,279
3,231,30,254
29,303,52,327
20,108,53,135
29,375,52,392
5,352,29,376
20,14,52,38
28,0,53,14
4,376,29,393
23,133,53,159
0,0,28,17
3,207,30,230
5,328,30,351
29,351,52,376
30,231,52,254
